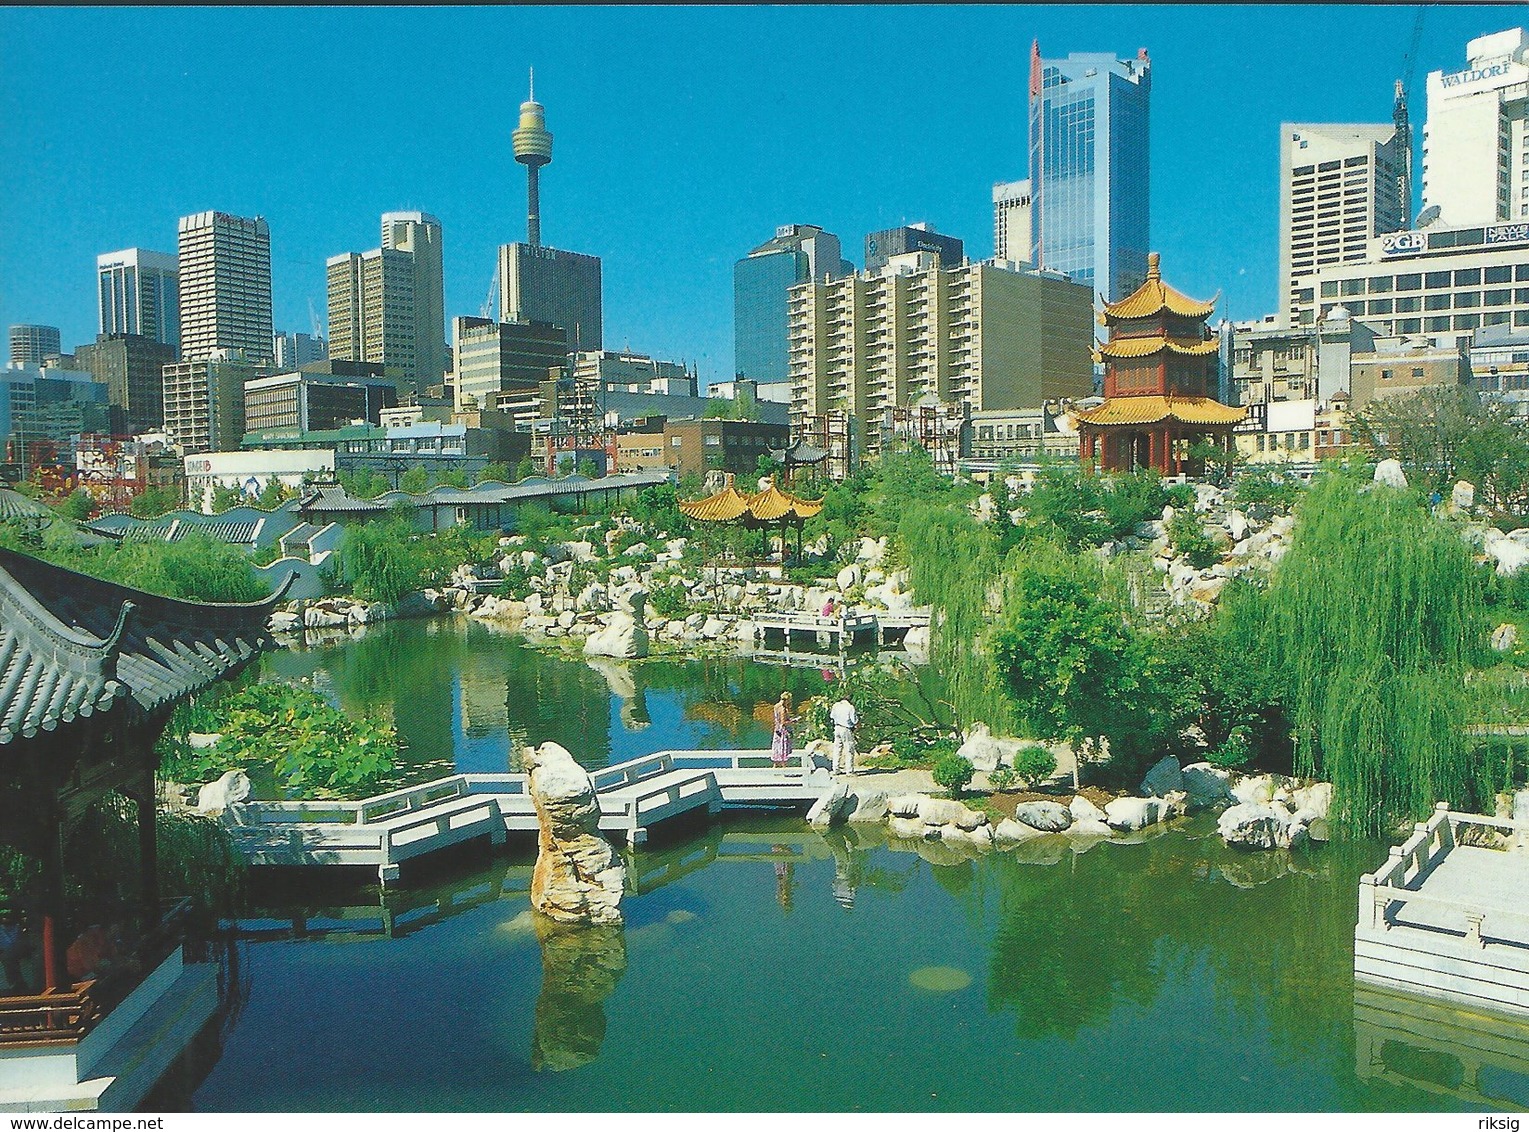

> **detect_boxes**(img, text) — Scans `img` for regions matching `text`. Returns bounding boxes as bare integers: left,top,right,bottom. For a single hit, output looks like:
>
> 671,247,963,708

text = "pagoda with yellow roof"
1076,252,1244,475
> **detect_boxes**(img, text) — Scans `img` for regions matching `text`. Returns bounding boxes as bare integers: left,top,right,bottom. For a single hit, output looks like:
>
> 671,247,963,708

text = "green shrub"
933,752,975,796
1207,726,1254,770
1012,742,1058,785
1168,510,1221,569
987,765,1020,791
649,580,688,618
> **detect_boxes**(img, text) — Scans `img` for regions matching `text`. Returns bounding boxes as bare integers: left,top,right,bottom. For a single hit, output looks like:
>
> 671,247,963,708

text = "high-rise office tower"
75,333,176,433
327,248,418,392
381,211,447,385
497,244,602,352
733,224,850,384
177,212,273,362
8,324,61,366
162,352,271,454
864,224,964,273
97,248,179,349
1028,41,1151,303
1423,27,1529,226
1277,123,1407,329
272,330,327,370
993,180,1034,263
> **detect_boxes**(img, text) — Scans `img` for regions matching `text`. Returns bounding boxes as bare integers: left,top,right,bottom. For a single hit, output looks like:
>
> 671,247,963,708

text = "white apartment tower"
381,211,447,386
1278,123,1407,328
327,249,417,392
97,248,180,349
1423,27,1529,226
176,212,273,363
993,179,1033,264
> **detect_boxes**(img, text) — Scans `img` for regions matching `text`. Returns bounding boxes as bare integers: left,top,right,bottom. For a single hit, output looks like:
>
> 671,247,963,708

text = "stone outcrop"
1374,459,1409,489
1011,800,1072,833
526,741,624,925
583,585,649,659
197,768,251,814
1182,762,1235,808
957,722,1025,773
1218,801,1308,850
1139,755,1183,798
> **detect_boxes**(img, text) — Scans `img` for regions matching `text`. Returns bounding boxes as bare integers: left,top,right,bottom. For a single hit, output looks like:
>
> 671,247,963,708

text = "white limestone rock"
1373,459,1408,489
1451,480,1476,512
198,769,252,814
807,782,851,828
886,794,924,819
1103,796,1164,832
836,564,862,591
1231,773,1278,806
526,741,624,925
1069,794,1108,824
917,796,988,831
1218,801,1307,850
957,722,1009,773
1492,623,1519,652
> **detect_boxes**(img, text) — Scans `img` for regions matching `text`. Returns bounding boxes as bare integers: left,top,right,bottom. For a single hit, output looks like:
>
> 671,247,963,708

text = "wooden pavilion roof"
0,547,288,747
1101,252,1218,321
1074,395,1246,428
678,481,824,524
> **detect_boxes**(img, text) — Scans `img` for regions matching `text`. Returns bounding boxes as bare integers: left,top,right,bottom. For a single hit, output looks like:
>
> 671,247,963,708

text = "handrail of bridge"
1359,802,1529,945
754,611,877,631
592,753,673,792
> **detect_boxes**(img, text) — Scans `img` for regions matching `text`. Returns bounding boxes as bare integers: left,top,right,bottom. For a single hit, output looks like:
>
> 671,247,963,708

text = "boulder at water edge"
197,768,251,814
1139,755,1184,798
1011,800,1072,833
1218,802,1307,850
584,585,649,659
807,782,851,828
526,741,625,925
1104,796,1166,832
1182,762,1235,808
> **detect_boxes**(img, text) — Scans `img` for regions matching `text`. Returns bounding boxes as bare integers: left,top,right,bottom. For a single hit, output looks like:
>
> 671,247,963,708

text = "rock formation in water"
526,741,625,925
530,914,627,1072
583,583,649,659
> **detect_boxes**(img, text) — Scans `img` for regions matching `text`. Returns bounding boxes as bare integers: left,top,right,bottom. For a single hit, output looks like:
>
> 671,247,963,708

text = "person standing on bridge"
771,691,795,768
830,694,859,775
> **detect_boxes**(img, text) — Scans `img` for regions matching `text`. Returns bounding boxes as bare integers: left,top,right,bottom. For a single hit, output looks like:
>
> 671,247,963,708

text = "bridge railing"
591,753,673,792
1359,802,1529,945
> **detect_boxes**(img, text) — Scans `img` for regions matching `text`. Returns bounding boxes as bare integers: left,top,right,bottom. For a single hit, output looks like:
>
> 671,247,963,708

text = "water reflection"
530,916,627,1073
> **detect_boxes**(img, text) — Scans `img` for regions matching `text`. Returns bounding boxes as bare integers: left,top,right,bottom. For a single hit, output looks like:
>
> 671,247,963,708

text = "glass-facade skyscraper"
1028,42,1151,304
733,224,849,384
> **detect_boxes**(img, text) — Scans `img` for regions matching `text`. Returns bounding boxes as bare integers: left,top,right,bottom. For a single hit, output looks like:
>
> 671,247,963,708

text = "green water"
179,620,1529,1112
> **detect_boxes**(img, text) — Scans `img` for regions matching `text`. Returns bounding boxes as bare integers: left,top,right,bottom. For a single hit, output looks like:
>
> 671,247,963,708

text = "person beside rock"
830,694,859,774
770,692,795,769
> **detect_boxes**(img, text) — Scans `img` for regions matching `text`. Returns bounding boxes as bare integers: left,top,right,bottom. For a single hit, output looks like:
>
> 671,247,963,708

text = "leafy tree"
436,468,470,490
97,531,269,602
255,478,291,509
1189,439,1240,488
1168,510,1221,569
477,462,511,485
341,519,420,604
575,458,600,479
129,485,183,517
1353,385,1529,512
514,457,543,481
209,483,244,514
756,453,784,480
932,752,975,796
57,489,93,521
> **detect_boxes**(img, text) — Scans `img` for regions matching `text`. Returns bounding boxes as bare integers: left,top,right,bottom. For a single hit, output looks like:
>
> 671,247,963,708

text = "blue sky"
0,5,1511,387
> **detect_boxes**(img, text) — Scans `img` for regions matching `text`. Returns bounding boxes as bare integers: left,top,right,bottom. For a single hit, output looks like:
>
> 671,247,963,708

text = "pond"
169,620,1529,1112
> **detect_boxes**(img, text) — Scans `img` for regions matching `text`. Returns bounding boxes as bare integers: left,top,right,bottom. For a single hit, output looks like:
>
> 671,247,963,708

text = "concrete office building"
97,249,179,349
1423,27,1529,226
451,316,568,424
272,331,327,370
572,351,696,397
244,360,398,436
733,224,851,386
993,180,1034,264
1028,41,1151,302
497,243,602,352
1471,322,1529,402
327,246,419,394
9,325,61,366
177,212,273,363
1228,308,1381,406
74,333,177,433
1,363,111,453
381,211,447,386
787,255,1093,452
1310,221,1529,342
864,223,964,273
1278,123,1407,328
1350,334,1470,407
162,351,272,454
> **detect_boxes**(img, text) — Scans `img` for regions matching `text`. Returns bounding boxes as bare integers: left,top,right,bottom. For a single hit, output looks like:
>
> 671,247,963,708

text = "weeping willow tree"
1247,473,1484,835
898,499,1015,732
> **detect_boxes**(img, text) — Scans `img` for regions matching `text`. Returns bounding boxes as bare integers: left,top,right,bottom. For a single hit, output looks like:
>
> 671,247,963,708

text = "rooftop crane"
481,269,499,322
1395,5,1429,226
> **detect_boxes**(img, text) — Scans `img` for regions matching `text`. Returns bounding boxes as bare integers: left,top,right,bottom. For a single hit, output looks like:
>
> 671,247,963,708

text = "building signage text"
1486,223,1529,246
1380,231,1426,256
1440,60,1515,90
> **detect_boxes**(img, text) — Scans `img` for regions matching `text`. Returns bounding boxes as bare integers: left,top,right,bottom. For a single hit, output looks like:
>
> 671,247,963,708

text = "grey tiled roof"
0,548,288,746
0,489,53,523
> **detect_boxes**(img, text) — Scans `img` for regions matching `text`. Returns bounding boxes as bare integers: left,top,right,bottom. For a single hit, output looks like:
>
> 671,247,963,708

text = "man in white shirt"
829,696,859,774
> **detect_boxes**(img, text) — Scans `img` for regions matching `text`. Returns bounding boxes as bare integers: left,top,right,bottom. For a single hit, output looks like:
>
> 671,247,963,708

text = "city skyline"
0,4,1511,386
